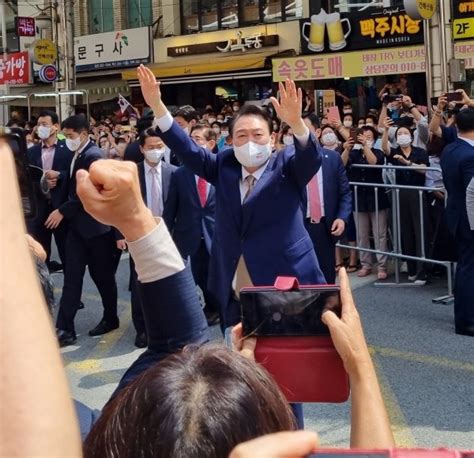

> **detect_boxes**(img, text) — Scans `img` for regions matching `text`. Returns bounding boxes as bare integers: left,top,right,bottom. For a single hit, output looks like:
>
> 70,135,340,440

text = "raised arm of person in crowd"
341,138,354,167
381,117,393,156
231,268,395,457
429,93,447,138
75,159,210,396
137,64,219,184
0,140,82,457
377,99,388,131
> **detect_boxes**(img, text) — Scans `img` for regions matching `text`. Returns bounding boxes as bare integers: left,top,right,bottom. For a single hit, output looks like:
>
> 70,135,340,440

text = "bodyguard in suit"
138,65,325,330
163,124,219,324
117,127,177,347
50,115,119,347
440,107,474,337
27,110,72,268
302,113,352,284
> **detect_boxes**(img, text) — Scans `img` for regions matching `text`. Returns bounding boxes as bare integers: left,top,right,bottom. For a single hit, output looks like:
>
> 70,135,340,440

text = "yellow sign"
32,39,57,65
404,0,437,20
454,40,474,69
453,17,474,39
272,45,426,82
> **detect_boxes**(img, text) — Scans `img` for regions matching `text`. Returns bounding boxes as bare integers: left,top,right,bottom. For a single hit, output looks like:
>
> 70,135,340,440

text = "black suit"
163,166,218,312
56,142,118,335
130,160,177,336
440,138,474,332
26,140,73,264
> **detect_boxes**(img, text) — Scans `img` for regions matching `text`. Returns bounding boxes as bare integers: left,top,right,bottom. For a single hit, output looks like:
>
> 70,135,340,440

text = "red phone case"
242,277,350,403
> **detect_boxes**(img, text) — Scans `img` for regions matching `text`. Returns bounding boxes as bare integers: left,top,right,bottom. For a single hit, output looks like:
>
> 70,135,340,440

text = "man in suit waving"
138,65,325,329
163,124,219,324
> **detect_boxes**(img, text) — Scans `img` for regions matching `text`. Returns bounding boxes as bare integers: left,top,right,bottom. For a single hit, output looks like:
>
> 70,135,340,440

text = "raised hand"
269,79,304,132
137,64,166,117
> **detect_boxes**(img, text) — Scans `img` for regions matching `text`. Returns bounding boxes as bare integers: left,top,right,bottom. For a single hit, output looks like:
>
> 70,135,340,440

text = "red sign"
0,52,30,85
16,17,36,37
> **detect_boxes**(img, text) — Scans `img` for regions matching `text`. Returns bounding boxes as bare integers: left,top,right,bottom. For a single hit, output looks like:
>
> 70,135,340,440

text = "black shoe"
78,301,85,310
204,310,220,326
88,319,119,336
57,330,77,347
134,332,148,348
48,260,63,273
455,324,474,337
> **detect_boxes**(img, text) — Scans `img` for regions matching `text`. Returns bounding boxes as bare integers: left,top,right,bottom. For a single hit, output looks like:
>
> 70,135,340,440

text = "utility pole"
54,0,75,121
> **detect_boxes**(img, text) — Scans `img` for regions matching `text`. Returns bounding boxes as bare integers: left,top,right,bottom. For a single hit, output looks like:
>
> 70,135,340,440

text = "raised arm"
381,117,393,157
0,141,82,457
429,94,447,138
137,65,218,183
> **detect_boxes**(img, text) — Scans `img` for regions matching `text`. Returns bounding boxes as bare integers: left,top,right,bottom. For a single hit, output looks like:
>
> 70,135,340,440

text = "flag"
118,94,132,114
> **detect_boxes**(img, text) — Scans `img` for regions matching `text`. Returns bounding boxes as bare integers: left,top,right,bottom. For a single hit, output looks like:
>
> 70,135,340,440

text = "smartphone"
350,127,362,143
397,116,414,128
240,286,341,337
446,92,463,103
430,96,438,108
0,126,37,219
383,94,402,104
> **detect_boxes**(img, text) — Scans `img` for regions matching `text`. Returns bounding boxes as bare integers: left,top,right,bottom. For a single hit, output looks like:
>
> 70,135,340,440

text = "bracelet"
409,104,416,110
434,111,442,117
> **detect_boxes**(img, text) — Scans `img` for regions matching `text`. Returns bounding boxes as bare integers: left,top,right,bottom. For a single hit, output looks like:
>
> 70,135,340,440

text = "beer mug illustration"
301,12,326,52
326,12,351,51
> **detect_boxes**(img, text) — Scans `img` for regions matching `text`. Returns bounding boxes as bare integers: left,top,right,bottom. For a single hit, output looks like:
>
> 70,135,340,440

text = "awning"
122,54,271,81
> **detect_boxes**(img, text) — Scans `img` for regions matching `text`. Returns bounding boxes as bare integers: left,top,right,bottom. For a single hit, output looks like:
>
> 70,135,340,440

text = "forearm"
349,360,395,448
363,147,377,165
381,132,390,155
429,111,443,137
378,105,387,129
0,145,81,457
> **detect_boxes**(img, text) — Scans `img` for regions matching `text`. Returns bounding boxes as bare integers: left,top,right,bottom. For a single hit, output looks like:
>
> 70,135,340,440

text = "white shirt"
240,163,268,203
70,140,90,177
144,160,164,216
458,135,474,147
306,166,325,219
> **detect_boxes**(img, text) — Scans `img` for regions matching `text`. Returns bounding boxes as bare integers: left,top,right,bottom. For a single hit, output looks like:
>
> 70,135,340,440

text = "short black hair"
456,107,474,133
61,114,88,132
365,114,377,124
229,104,273,136
136,113,155,134
302,112,320,129
139,127,162,146
361,125,379,140
38,110,59,125
173,105,199,123
191,123,217,141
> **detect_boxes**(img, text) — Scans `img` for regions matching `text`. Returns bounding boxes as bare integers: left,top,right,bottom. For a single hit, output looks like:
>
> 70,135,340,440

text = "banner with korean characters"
0,52,31,85
454,40,474,69
74,27,151,72
452,0,474,41
272,45,426,82
300,8,423,55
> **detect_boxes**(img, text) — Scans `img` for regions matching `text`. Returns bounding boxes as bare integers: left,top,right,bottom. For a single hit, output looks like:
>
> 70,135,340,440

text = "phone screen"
241,288,341,337
446,92,463,103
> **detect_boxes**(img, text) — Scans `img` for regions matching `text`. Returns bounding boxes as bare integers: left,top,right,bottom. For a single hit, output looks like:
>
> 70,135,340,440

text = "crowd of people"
2,63,474,456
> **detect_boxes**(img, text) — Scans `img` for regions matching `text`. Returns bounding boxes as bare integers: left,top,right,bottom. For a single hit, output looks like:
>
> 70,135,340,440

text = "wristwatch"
409,104,416,110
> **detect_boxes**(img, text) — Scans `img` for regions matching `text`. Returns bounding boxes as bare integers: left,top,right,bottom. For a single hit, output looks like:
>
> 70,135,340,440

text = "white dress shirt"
70,140,91,177
144,160,163,216
240,164,268,203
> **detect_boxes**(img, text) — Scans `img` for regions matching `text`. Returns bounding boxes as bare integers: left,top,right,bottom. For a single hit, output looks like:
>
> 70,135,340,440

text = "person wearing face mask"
275,123,294,152
116,128,177,347
217,122,233,151
138,65,325,330
342,114,353,129
163,124,219,326
382,119,429,285
27,110,73,271
48,114,119,347
320,126,341,152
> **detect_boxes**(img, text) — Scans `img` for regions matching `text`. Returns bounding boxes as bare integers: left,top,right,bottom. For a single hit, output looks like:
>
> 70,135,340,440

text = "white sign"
216,31,263,53
74,27,151,72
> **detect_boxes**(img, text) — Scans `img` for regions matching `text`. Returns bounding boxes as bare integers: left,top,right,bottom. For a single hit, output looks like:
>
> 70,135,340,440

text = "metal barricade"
336,163,454,304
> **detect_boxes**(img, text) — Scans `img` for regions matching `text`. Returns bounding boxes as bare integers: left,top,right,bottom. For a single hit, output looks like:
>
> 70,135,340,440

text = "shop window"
182,0,201,34
128,0,153,28
89,0,114,34
201,0,219,31
220,0,239,29
316,0,405,14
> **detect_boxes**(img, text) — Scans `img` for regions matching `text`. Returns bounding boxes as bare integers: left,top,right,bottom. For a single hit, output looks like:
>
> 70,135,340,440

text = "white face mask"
343,120,352,128
233,106,239,112
181,126,189,135
221,131,229,138
283,135,294,146
234,141,272,169
66,136,83,152
38,125,53,140
208,118,216,124
213,127,221,135
343,110,352,115
397,134,412,147
365,122,375,127
145,148,165,163
322,132,338,146
366,140,374,149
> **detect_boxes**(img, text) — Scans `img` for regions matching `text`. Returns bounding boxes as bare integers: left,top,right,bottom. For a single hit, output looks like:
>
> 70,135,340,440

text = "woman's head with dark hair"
84,345,295,458
361,125,378,141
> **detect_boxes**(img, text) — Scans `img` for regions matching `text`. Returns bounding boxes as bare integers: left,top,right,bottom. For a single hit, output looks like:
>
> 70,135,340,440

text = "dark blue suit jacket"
441,138,474,240
157,121,325,319
163,166,216,258
302,149,352,233
59,142,111,239
27,140,73,209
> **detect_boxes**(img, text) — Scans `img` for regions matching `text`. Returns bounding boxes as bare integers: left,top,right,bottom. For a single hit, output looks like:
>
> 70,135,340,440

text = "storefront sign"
38,64,58,83
404,0,437,20
273,45,425,82
16,17,36,37
31,39,57,65
167,32,278,57
452,1,474,40
0,51,30,85
454,40,474,68
74,27,151,72
300,9,423,55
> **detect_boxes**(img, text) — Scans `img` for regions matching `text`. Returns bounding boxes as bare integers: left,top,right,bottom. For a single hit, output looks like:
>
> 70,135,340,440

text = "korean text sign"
74,27,151,72
0,52,30,85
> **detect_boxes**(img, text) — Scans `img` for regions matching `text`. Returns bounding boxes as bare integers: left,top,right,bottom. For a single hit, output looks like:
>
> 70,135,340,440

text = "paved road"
53,255,474,449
